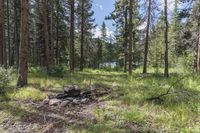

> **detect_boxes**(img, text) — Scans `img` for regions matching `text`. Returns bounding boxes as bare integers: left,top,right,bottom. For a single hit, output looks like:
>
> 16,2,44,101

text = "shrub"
28,66,42,73
47,65,67,77
182,51,195,73
0,67,12,93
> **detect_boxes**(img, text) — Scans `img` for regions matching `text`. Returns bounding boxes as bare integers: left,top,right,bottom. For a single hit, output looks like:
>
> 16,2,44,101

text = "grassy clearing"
0,67,200,132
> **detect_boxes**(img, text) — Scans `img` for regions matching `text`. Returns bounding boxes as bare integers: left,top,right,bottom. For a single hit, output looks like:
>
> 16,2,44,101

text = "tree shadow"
0,101,98,132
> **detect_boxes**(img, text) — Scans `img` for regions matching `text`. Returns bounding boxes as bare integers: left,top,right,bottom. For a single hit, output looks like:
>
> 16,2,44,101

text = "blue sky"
91,0,175,31
91,0,181,37
92,0,115,32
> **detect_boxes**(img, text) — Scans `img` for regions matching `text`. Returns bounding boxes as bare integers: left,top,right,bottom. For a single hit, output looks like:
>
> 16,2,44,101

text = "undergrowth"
0,67,199,132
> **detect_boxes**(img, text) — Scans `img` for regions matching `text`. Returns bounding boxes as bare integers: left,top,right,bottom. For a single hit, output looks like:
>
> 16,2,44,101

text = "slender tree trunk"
17,0,29,87
3,34,7,67
41,0,49,70
197,18,200,73
6,0,11,66
50,0,54,65
0,0,4,65
69,0,75,71
164,0,169,77
143,0,151,74
36,0,40,66
56,1,59,65
128,0,133,75
10,45,14,66
33,18,37,65
3,0,6,68
80,0,84,71
124,5,128,73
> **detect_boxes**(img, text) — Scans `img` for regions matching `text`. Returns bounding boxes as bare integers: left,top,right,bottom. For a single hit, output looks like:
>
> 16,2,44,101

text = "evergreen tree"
169,0,181,66
143,0,152,74
101,21,108,63
149,12,165,69
77,0,96,70
101,21,107,41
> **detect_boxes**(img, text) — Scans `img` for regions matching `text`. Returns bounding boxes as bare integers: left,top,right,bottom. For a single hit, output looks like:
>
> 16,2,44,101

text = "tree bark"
164,0,169,77
6,0,11,66
17,0,29,87
197,18,200,73
3,0,6,68
80,0,84,71
128,0,133,75
143,0,151,74
0,0,4,65
50,0,54,65
56,1,59,65
69,0,75,71
41,0,49,70
124,4,128,73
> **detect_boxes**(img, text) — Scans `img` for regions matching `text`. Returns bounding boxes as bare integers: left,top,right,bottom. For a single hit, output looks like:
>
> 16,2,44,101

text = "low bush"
47,65,67,77
0,67,12,93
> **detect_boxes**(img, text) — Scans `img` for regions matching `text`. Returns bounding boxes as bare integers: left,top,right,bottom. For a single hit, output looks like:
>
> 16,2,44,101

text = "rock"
48,94,55,99
72,99,79,104
60,100,70,107
64,97,74,101
43,98,49,105
81,98,88,104
63,85,81,97
49,99,61,106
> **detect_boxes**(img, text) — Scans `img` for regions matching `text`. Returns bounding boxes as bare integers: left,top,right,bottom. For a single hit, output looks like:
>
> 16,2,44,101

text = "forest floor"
0,68,200,132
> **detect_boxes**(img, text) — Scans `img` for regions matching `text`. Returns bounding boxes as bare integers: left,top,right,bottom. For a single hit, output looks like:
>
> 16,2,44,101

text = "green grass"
0,67,200,132
8,87,46,101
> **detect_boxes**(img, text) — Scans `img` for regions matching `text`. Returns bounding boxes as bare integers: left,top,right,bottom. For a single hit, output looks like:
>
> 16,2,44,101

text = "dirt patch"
0,84,112,132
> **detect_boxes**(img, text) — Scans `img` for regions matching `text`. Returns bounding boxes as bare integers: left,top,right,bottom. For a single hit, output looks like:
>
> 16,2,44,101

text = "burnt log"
56,93,70,99
63,85,81,97
81,90,92,98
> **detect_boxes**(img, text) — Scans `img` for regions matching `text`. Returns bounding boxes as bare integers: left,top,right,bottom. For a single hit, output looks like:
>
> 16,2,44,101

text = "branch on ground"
147,74,193,101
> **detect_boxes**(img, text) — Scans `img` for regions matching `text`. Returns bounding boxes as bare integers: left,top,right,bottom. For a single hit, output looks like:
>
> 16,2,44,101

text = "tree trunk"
164,0,169,77
128,0,133,75
41,0,49,70
69,0,75,71
143,0,151,74
124,4,128,73
3,31,7,68
17,0,29,87
3,0,6,68
197,19,200,73
80,0,84,71
56,1,59,65
50,0,54,65
0,0,4,65
6,0,11,66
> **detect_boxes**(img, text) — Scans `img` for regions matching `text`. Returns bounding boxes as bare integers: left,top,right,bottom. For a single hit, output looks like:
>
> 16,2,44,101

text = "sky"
92,0,116,38
91,0,179,38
